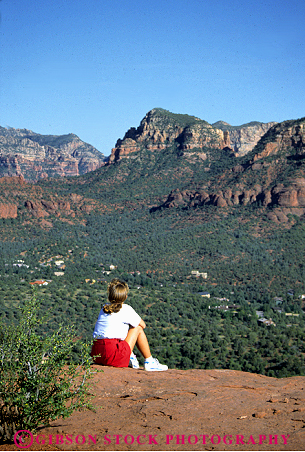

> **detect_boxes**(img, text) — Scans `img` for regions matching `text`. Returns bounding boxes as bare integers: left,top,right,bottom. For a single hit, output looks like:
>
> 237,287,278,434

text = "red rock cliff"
0,127,106,181
109,109,224,163
213,121,277,156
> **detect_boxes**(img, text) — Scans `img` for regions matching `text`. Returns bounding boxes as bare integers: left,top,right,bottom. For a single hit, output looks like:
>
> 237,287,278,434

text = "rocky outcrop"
178,123,224,151
0,176,25,218
250,119,305,162
0,127,106,181
159,178,305,212
271,179,305,207
213,121,277,156
153,118,305,222
0,173,99,221
21,194,99,220
24,199,75,218
109,110,277,163
109,109,224,163
11,366,304,451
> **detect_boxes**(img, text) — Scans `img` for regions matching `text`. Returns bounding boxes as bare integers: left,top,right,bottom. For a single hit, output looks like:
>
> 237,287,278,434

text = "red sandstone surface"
1,367,304,451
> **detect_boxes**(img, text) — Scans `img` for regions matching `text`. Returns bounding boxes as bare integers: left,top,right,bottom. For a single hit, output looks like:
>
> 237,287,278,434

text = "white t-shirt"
93,303,141,340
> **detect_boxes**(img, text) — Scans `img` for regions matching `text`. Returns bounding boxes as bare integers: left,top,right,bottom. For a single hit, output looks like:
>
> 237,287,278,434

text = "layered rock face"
157,117,305,221
251,119,305,160
0,127,105,181
109,109,276,163
109,109,225,163
214,121,277,156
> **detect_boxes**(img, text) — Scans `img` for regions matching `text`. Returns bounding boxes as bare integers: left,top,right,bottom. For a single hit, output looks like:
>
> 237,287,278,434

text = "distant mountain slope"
0,110,304,227
158,116,305,223
212,119,277,156
108,108,225,163
0,126,106,181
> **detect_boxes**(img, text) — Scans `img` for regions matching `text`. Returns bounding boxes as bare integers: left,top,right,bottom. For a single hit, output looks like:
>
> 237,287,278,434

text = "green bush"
0,295,95,443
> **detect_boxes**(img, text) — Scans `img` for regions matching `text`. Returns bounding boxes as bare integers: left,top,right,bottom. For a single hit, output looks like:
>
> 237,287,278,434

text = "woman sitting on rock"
91,278,168,371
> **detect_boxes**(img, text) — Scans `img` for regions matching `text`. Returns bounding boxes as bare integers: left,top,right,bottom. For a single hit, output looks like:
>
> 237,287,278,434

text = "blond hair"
103,278,129,314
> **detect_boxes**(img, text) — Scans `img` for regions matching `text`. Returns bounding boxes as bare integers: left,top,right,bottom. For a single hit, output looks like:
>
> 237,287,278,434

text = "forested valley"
1,203,304,378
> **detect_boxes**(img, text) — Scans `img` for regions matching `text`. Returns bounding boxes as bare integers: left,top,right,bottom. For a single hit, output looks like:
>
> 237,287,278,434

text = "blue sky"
1,0,304,156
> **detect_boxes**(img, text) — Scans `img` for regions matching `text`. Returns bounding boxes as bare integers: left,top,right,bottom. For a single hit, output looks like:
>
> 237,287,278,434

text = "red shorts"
90,338,131,368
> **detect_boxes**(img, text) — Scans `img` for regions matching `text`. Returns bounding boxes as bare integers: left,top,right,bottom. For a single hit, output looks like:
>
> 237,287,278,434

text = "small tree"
0,295,95,443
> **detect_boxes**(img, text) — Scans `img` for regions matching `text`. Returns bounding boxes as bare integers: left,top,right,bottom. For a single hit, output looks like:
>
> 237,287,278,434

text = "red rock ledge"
2,367,305,451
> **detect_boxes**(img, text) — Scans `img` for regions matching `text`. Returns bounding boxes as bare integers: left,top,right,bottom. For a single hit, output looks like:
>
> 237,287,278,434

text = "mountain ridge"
148,114,305,223
108,108,277,163
0,109,304,226
0,126,106,181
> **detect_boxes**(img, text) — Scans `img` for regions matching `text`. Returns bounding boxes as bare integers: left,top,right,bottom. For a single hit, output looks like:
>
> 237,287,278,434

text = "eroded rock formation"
0,174,99,222
154,117,305,222
160,178,305,214
109,109,225,163
251,120,305,161
109,110,276,163
0,127,106,181
214,121,277,156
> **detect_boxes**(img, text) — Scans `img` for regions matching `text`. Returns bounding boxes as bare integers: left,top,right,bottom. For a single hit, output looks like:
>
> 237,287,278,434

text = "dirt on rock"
1,367,305,451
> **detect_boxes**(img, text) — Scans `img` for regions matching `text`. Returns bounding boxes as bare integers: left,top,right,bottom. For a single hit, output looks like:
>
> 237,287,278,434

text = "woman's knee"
125,325,142,347
130,325,143,335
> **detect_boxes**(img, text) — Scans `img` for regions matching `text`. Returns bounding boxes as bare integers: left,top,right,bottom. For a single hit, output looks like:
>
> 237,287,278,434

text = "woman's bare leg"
125,326,151,359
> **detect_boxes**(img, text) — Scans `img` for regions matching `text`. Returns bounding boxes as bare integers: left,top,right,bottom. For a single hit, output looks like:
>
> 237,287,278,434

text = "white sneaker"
129,352,140,369
144,357,168,371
